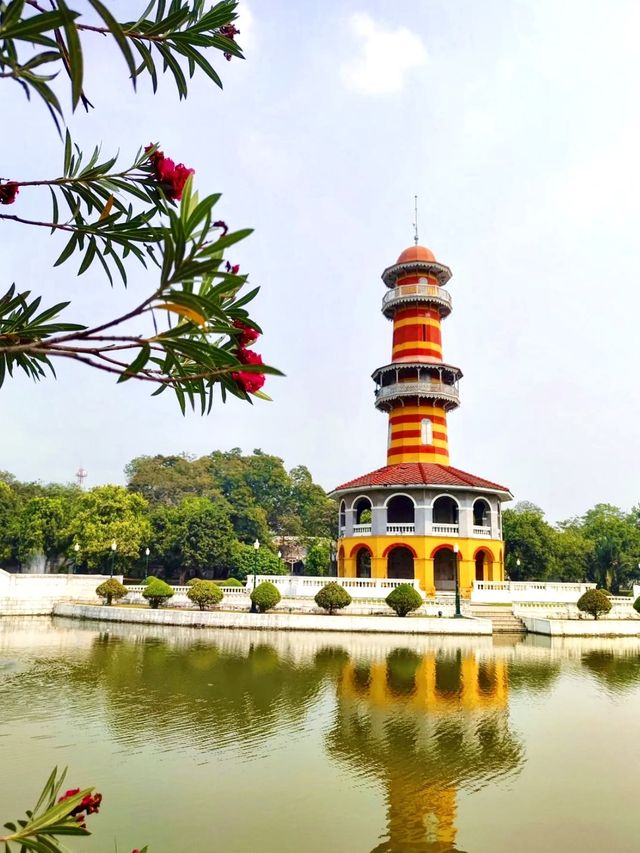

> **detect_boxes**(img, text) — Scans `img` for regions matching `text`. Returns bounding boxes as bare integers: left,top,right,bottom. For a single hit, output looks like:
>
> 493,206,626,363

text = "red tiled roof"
332,463,511,495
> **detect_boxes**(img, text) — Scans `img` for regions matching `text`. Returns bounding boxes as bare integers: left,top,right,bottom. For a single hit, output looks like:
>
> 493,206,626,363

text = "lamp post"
110,541,117,578
250,539,259,613
453,544,462,618
71,542,79,574
144,547,150,580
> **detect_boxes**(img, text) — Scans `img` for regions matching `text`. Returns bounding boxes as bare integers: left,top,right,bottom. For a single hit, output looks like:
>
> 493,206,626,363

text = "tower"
331,242,512,596
377,245,458,466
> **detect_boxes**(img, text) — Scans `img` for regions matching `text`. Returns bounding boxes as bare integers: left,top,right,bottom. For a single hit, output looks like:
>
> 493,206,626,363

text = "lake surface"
1,619,640,853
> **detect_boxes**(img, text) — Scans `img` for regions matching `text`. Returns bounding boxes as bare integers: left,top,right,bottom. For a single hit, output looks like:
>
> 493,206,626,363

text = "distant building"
330,243,512,596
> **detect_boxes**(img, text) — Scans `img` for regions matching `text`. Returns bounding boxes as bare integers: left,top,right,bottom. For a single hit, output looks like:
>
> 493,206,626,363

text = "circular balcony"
382,283,452,319
374,379,460,411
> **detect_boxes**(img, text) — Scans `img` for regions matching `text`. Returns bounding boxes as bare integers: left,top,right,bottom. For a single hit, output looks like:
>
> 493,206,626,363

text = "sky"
2,0,640,523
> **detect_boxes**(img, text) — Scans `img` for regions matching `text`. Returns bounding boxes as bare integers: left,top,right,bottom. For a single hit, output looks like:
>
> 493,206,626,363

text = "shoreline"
52,603,493,635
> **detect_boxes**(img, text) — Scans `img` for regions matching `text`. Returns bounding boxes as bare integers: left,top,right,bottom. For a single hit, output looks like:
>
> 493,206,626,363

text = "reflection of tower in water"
328,650,523,853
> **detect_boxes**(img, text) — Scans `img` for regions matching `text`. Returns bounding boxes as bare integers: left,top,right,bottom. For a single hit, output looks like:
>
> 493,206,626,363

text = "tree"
548,526,594,582
579,504,640,593
577,589,612,620
230,543,287,581
96,578,128,606
304,539,332,576
152,496,237,579
16,495,75,568
315,582,351,614
250,581,281,613
385,584,423,617
503,506,556,580
1,1,279,411
289,465,336,538
64,485,151,573
142,578,174,609
0,480,20,562
187,580,223,610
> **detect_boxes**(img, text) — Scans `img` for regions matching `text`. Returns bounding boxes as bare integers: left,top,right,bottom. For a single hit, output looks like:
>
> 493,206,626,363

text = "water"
2,619,640,853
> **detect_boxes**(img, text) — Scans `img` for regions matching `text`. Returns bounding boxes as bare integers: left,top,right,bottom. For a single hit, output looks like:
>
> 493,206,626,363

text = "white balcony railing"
473,526,492,537
353,523,372,535
386,523,415,535
382,283,452,316
375,381,459,407
432,523,459,535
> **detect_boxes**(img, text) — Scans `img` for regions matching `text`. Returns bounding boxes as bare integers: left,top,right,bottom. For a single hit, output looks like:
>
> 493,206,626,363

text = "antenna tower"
76,467,88,489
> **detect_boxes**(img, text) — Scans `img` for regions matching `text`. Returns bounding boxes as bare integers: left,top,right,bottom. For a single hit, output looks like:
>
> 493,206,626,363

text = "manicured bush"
186,577,202,586
187,580,223,610
142,578,175,609
385,584,423,617
144,575,158,585
96,578,128,606
577,588,612,620
633,596,640,614
214,577,243,587
250,581,281,613
315,582,352,614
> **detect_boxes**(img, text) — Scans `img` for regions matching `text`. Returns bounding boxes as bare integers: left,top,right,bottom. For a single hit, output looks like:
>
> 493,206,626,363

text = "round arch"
349,542,373,559
383,541,418,559
351,495,373,525
473,547,495,582
382,491,416,508
386,545,415,580
472,498,491,527
430,543,465,560
354,546,372,579
433,546,458,591
339,501,346,529
386,493,415,525
432,494,460,525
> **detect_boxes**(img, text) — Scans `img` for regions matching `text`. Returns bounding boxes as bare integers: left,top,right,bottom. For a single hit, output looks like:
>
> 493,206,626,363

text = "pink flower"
233,319,259,347
220,24,240,60
233,347,265,393
225,261,240,275
145,145,194,201
0,181,19,204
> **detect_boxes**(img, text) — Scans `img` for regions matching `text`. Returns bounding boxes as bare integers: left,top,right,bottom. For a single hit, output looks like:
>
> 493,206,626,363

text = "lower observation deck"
375,379,460,410
382,283,452,319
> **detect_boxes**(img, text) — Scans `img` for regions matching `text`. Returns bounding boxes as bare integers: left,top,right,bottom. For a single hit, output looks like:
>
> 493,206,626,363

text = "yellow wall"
338,535,505,597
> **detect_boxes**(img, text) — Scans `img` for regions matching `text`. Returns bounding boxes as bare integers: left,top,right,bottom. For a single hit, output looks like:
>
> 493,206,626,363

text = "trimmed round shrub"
96,578,128,606
142,578,175,609
250,581,281,613
386,584,423,617
187,580,223,611
577,588,612,620
186,577,203,586
634,596,640,615
144,575,158,585
214,577,243,587
315,582,352,614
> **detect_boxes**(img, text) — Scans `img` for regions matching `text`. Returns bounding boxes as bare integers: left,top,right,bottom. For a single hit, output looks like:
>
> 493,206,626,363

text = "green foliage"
385,584,423,617
250,580,281,613
503,506,556,581
152,495,236,578
214,576,243,586
95,578,127,605
142,577,174,608
187,579,223,610
144,575,158,585
0,0,281,412
358,508,372,524
634,597,640,614
314,582,351,614
231,542,287,581
304,539,332,576
64,485,151,573
577,589,612,620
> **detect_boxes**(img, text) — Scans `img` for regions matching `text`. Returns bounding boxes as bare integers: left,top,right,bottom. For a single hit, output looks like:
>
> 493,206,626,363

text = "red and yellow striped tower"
375,245,460,463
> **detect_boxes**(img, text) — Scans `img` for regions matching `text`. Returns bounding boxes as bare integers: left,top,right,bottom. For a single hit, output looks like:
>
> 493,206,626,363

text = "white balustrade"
432,523,459,536
386,523,415,535
247,574,424,600
381,283,452,315
353,523,372,535
471,580,597,604
472,526,491,537
375,381,459,406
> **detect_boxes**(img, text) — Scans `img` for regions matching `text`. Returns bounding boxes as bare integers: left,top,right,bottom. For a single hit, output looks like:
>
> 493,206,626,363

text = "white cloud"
340,13,427,95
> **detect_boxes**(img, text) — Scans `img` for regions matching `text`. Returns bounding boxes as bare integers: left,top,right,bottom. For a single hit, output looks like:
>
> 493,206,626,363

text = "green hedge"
142,578,175,609
314,582,352,614
187,580,223,610
250,581,281,613
385,584,423,617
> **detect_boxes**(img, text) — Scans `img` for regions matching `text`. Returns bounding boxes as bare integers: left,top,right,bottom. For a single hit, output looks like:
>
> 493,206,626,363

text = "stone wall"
0,570,116,615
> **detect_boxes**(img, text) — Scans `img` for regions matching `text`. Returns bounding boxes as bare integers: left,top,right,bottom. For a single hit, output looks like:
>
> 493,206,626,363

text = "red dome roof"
396,245,436,264
332,463,511,496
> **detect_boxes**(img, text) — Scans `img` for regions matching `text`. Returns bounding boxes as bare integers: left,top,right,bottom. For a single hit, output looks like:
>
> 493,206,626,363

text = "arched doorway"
353,496,372,529
474,549,494,582
434,548,456,591
386,494,415,530
387,546,414,579
355,547,372,578
473,498,491,529
432,496,459,527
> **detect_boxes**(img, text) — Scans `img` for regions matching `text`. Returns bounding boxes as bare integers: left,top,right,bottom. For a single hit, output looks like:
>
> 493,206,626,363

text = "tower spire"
413,194,419,246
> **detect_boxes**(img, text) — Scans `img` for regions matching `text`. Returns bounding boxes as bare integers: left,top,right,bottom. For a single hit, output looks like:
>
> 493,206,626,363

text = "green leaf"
88,0,138,86
56,0,83,110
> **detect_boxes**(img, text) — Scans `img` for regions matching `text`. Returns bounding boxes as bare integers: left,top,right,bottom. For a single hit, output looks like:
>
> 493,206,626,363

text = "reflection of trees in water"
506,659,561,694
327,649,525,853
580,650,640,693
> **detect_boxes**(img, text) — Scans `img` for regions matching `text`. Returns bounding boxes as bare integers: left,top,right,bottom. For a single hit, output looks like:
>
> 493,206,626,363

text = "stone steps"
468,606,526,633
